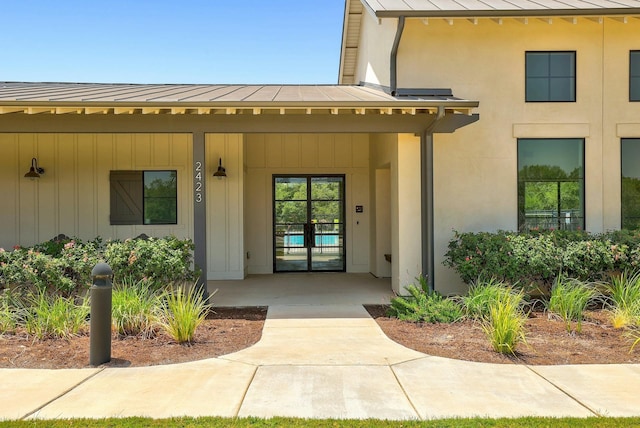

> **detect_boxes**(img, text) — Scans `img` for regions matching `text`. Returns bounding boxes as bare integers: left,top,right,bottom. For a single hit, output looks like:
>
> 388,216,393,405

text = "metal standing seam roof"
362,0,640,17
0,82,478,115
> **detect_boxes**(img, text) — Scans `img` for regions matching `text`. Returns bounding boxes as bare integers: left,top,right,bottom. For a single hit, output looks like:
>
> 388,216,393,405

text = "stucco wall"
358,16,640,294
243,133,370,274
0,133,193,250
356,11,397,87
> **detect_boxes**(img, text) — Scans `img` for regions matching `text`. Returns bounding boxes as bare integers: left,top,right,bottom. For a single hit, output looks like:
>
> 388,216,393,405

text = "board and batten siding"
243,133,370,274
0,133,193,250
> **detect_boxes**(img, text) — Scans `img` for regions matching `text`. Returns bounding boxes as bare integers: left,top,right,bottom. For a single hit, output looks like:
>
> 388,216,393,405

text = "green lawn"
1,417,640,427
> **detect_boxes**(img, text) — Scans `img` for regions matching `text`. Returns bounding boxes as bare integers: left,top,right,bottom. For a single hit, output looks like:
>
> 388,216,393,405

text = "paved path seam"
524,365,601,417
233,365,259,418
389,364,422,419
20,368,106,420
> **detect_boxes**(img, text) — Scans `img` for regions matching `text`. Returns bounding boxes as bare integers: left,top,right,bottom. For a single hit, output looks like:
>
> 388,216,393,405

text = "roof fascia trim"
374,9,640,19
338,0,351,84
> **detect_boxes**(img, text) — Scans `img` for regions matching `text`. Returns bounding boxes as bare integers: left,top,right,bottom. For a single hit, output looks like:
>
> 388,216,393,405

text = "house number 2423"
195,161,203,203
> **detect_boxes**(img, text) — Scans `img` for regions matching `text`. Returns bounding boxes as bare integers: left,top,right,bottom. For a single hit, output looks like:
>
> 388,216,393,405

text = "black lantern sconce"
24,158,45,179
213,158,227,179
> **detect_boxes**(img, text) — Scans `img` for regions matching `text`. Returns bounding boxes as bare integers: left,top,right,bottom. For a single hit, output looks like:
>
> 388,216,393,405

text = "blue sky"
2,1,346,84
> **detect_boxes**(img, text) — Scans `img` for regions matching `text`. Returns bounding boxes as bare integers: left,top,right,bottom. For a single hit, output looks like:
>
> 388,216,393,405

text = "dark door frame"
272,174,346,273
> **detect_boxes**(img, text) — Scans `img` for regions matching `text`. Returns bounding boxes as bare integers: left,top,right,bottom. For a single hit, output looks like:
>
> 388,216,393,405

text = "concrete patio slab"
0,368,99,420
29,359,256,419
392,357,595,419
238,365,419,420
222,304,424,365
264,304,380,328
531,364,640,417
209,273,394,306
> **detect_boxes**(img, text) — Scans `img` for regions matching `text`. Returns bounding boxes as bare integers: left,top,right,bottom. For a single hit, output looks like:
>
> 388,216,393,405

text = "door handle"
309,224,316,248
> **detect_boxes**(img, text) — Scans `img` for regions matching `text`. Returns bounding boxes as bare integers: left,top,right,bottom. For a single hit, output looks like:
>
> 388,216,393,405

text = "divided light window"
621,139,640,229
631,51,640,102
525,51,576,102
110,170,177,225
517,139,584,232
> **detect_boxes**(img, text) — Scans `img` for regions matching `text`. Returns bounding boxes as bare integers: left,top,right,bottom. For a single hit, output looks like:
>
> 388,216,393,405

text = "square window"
526,51,576,102
110,170,177,225
518,139,584,231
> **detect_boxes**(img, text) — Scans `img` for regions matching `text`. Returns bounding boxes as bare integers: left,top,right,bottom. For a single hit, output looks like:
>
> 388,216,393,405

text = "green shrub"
547,276,599,333
0,248,75,294
112,277,161,337
482,290,528,355
389,275,463,323
24,292,89,339
158,285,211,343
0,236,196,295
462,278,524,321
105,237,198,286
561,240,616,281
444,230,638,291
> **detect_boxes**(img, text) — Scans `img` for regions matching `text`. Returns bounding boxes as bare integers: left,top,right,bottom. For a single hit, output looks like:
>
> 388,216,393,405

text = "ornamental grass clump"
547,275,599,334
389,275,463,323
158,284,211,344
24,291,89,339
462,278,523,321
482,289,527,355
606,270,640,329
0,289,24,334
111,277,162,338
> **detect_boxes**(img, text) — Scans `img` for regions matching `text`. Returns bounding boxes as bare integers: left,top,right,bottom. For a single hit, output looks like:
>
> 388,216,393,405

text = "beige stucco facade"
348,12,640,293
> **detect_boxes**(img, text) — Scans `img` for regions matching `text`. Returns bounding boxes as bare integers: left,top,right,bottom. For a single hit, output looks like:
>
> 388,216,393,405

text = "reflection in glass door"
273,175,345,272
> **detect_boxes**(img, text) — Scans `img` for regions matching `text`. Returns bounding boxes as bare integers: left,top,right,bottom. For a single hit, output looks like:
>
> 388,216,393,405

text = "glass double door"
273,175,345,272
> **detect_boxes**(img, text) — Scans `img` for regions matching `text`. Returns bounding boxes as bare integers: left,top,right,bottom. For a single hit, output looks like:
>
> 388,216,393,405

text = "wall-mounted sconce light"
213,158,227,179
24,157,45,179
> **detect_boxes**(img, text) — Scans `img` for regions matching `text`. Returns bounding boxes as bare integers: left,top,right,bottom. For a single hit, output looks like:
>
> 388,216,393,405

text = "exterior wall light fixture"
24,157,45,179
213,158,227,179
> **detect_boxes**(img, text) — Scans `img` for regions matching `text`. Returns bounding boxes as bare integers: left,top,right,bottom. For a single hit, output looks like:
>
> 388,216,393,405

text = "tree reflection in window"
622,139,640,229
144,171,177,224
518,139,584,231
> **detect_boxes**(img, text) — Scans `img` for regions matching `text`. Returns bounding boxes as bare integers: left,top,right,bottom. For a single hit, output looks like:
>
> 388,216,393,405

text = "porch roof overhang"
0,82,479,134
360,0,640,18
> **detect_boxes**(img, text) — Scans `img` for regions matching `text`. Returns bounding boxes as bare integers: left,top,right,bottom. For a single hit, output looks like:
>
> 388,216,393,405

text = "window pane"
518,139,584,231
631,51,640,77
143,171,177,224
549,52,574,77
275,201,307,224
526,78,549,102
518,139,583,178
311,177,342,200
275,177,307,201
549,77,575,101
631,77,640,102
526,53,549,77
622,139,640,229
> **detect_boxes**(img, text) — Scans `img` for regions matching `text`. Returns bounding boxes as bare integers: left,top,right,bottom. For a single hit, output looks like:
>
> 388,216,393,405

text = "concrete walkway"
2,303,640,421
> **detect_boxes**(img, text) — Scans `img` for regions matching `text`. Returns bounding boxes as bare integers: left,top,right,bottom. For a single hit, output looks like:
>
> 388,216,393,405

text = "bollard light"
90,262,113,366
